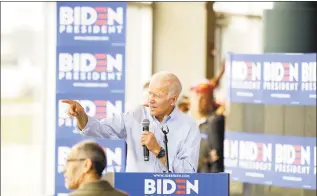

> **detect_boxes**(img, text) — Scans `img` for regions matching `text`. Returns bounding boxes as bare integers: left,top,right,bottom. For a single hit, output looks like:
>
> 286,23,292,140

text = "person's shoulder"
68,189,128,196
68,189,100,196
206,114,225,126
68,191,75,196
124,105,148,122
103,180,128,196
112,189,129,196
68,190,81,196
175,110,197,128
68,181,129,196
212,114,225,123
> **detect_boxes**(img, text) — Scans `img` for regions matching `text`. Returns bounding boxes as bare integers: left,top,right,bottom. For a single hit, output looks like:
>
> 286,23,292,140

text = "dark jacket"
69,180,128,196
198,114,225,173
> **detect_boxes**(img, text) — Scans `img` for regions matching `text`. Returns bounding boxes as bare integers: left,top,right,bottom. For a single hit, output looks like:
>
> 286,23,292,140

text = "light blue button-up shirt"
78,106,201,173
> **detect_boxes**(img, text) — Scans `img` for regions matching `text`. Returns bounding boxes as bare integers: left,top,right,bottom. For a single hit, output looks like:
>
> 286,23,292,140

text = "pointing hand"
61,99,88,130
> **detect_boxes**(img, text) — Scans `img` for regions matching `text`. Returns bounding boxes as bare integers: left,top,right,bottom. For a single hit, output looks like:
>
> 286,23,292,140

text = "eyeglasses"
60,159,87,172
65,158,87,166
66,158,87,162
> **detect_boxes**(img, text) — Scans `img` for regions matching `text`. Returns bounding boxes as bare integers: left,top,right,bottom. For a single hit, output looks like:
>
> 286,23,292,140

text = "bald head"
150,71,182,98
72,141,107,177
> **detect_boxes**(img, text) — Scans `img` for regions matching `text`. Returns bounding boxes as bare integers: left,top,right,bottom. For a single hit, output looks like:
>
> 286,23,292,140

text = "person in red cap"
190,61,225,173
177,95,190,114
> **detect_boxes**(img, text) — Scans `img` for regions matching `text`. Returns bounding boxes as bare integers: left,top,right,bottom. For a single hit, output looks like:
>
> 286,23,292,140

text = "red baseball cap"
190,79,216,93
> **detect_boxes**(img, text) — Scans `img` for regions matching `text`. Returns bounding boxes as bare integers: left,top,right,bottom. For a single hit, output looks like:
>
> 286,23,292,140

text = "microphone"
142,119,150,161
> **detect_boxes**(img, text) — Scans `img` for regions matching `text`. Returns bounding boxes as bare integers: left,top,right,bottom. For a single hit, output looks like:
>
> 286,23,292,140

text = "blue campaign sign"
224,131,316,190
227,53,264,104
56,45,125,94
114,173,229,196
299,53,316,106
228,53,316,106
56,92,124,139
57,2,126,46
55,137,127,195
261,53,313,105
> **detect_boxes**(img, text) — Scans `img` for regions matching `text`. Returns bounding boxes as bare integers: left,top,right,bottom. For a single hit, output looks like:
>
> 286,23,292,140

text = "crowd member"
177,95,190,114
190,61,226,173
63,141,127,196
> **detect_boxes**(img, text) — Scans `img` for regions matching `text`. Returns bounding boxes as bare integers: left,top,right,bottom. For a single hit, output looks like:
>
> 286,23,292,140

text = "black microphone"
142,119,150,161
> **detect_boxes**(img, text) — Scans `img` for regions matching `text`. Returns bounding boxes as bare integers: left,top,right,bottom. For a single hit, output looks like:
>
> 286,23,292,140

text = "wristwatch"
156,147,166,159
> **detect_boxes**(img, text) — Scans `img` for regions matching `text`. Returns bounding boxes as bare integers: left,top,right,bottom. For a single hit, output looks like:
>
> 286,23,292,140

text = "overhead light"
213,2,274,16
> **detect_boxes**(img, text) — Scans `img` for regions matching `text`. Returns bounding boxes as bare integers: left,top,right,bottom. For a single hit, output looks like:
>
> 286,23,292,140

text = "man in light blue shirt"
62,72,201,173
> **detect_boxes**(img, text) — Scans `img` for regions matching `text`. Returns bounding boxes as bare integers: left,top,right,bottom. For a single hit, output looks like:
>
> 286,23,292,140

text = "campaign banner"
114,173,229,196
56,93,124,139
56,45,125,94
227,53,316,106
298,54,316,106
224,131,316,189
55,137,126,195
55,2,127,195
227,54,264,104
57,2,126,46
261,53,315,105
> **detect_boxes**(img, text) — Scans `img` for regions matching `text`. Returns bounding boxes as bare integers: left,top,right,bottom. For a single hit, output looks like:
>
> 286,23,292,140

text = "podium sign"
114,173,229,196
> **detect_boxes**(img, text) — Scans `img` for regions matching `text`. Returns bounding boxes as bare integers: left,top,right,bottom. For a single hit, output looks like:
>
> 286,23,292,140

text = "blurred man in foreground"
62,71,201,173
63,141,127,196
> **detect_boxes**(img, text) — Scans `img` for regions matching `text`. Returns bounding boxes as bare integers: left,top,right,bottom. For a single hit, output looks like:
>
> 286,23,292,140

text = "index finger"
61,99,76,105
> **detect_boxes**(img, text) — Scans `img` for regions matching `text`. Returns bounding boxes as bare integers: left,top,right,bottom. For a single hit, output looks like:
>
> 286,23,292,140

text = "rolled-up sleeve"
76,113,127,140
168,123,201,173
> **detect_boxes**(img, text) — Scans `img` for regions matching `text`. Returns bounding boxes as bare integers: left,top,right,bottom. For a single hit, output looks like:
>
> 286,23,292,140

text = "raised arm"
61,99,127,140
210,59,225,88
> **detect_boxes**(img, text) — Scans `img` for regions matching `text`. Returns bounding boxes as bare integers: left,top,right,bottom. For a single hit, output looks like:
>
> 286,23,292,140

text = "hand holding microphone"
141,119,161,161
141,119,150,161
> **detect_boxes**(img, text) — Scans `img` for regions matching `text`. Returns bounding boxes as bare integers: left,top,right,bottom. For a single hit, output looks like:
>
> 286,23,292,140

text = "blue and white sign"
114,173,229,196
261,54,302,105
299,54,316,106
57,2,126,46
56,45,125,94
224,131,316,189
55,2,127,195
56,93,124,139
227,54,263,104
227,53,316,106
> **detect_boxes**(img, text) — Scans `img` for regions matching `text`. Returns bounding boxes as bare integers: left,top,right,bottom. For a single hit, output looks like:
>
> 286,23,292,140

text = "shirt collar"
148,106,179,124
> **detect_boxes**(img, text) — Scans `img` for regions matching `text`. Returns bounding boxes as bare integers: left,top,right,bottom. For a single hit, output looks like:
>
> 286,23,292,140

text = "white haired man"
62,72,201,173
